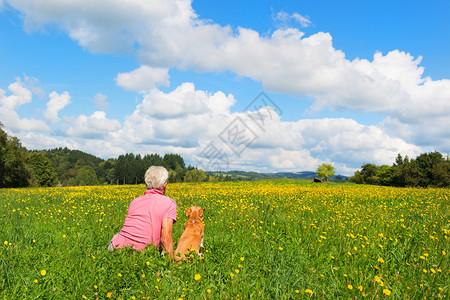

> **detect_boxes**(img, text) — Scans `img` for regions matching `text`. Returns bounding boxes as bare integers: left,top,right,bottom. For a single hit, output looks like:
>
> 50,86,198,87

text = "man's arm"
160,218,174,258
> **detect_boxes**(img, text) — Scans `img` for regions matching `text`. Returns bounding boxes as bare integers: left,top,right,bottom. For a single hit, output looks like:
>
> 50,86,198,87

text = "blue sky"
1,0,449,175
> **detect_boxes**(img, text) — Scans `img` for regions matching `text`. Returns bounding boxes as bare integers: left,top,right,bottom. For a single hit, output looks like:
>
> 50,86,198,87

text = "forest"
349,152,449,187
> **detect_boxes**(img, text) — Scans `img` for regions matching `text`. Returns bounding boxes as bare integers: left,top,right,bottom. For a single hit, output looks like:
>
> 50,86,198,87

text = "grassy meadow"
0,180,449,299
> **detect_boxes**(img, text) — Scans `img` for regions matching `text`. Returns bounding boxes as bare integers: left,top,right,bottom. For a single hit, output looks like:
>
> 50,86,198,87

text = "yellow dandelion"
33,279,38,283
443,250,446,256
106,292,112,298
279,247,283,250
358,285,363,291
40,270,46,276
207,289,211,293
240,257,244,261
295,290,300,294
194,274,201,281
82,295,87,299
3,241,8,245
118,273,122,277
378,258,385,263
348,284,353,290
142,273,145,278
383,288,391,296
305,289,313,294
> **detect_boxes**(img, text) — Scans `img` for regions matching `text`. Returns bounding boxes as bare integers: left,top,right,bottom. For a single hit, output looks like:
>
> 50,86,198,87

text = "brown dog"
174,206,204,262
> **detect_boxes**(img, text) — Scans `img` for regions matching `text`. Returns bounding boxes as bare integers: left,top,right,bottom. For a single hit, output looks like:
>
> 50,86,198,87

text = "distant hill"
208,170,348,182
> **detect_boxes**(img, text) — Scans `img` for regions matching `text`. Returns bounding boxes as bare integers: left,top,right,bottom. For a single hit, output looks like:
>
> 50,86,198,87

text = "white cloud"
275,11,312,28
66,111,121,139
4,0,448,168
115,65,170,91
0,78,49,132
44,91,71,123
115,84,423,174
94,93,109,109
292,13,312,27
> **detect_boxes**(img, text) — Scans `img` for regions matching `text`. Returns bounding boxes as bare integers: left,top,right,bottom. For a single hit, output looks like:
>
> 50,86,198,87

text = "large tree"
0,124,34,188
28,152,59,187
316,163,335,182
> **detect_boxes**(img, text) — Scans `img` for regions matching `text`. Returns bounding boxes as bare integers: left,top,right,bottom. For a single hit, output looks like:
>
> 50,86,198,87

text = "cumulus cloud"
66,111,121,139
0,78,49,132
115,65,170,91
4,0,448,169
44,91,71,123
113,83,422,174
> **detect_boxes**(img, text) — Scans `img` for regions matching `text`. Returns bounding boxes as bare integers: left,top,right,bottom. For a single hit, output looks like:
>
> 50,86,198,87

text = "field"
1,180,449,299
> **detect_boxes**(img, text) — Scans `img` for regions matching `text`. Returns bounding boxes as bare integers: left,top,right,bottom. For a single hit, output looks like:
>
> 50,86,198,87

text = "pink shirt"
111,189,177,250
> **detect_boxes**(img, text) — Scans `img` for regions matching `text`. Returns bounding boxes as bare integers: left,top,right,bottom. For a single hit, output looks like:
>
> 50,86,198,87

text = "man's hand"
161,218,174,258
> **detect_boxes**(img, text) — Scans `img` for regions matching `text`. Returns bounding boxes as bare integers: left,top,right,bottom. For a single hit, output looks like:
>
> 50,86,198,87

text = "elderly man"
109,166,177,257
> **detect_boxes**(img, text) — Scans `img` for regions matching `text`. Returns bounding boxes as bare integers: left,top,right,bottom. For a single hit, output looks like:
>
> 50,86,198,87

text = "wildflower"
423,269,427,273
40,270,46,276
279,247,283,250
82,295,87,299
142,273,145,278
118,273,122,277
378,258,385,263
383,288,391,295
194,274,201,281
240,257,244,261
106,292,112,298
33,279,38,283
207,289,211,293
358,285,363,291
348,284,353,290
443,250,446,256
295,290,300,294
305,289,313,294
431,268,436,274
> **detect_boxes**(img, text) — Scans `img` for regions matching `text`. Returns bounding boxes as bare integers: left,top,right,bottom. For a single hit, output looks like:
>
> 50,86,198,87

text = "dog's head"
186,206,204,221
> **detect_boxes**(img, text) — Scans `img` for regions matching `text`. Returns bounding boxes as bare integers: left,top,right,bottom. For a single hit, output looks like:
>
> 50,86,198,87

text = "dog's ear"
186,207,192,217
199,208,203,218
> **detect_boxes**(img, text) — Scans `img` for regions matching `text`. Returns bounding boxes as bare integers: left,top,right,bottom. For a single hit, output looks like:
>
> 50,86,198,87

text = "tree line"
1,124,220,188
349,152,449,188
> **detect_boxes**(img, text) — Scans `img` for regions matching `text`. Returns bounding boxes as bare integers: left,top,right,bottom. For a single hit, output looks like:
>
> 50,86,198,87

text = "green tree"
316,163,335,182
76,165,98,186
184,169,207,182
163,153,185,170
28,152,58,187
0,124,34,188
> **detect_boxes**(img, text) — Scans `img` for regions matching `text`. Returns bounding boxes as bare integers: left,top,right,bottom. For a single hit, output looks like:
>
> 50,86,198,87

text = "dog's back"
174,206,204,262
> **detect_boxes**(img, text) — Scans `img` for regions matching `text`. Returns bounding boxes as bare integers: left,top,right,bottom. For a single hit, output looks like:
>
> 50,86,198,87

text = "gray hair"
144,166,169,189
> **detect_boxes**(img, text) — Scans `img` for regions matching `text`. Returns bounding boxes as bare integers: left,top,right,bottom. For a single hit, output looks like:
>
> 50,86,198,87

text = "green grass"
0,181,449,299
